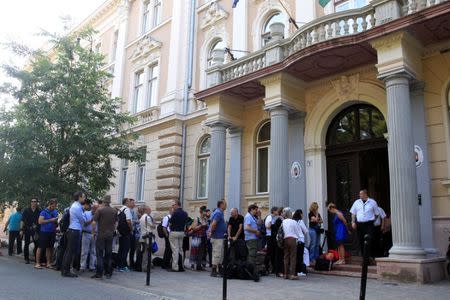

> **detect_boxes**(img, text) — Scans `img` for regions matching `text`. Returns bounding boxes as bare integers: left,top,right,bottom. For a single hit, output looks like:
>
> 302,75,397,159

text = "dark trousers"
24,231,38,262
118,234,131,269
8,231,22,255
96,235,113,276
264,235,276,272
296,242,306,274
129,236,137,269
61,229,81,275
55,233,67,270
372,225,383,257
357,221,374,257
274,244,284,274
162,236,172,268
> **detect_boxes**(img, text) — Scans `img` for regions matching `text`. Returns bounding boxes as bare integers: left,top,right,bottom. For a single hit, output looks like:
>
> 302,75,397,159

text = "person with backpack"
137,205,155,272
91,195,117,279
117,198,133,272
158,208,172,269
244,204,260,266
61,191,87,277
264,206,279,273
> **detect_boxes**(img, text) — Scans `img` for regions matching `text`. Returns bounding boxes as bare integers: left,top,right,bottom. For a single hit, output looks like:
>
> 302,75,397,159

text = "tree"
0,29,141,208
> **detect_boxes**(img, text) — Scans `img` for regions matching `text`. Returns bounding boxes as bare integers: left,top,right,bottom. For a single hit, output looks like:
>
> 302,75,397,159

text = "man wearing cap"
92,195,117,279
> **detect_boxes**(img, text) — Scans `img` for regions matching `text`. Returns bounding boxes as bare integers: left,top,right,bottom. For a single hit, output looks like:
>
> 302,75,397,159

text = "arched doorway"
326,104,390,255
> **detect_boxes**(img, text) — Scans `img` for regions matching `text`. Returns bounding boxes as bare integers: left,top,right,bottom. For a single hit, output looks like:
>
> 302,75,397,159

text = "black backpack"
117,208,131,236
314,258,333,271
59,208,70,233
157,215,170,238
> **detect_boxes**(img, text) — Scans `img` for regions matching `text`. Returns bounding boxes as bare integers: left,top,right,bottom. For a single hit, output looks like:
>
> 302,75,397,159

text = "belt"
82,230,92,234
357,220,374,224
68,229,81,232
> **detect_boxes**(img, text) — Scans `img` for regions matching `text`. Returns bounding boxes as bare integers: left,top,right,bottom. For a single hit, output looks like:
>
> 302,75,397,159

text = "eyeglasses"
31,200,38,203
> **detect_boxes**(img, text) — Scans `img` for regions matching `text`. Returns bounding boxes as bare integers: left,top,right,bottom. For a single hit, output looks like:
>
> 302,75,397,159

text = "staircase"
309,256,378,279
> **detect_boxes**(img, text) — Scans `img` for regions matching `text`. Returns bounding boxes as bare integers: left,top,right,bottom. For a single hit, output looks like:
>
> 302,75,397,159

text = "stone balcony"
205,0,449,89
133,106,161,127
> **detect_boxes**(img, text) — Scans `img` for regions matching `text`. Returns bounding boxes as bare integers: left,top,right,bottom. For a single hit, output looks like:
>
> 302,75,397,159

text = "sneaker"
123,267,130,272
91,274,103,279
105,274,112,279
117,268,125,272
298,272,307,277
62,272,78,278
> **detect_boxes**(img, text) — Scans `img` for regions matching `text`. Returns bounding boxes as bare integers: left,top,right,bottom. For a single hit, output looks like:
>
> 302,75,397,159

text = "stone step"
309,268,379,279
332,263,377,274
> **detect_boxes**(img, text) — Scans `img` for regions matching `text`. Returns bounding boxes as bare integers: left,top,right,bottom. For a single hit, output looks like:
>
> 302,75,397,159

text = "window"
256,121,270,194
335,0,367,12
207,39,226,68
133,70,145,113
142,1,151,34
262,12,284,46
152,0,162,28
136,147,147,202
111,30,119,62
94,42,101,53
326,104,387,146
147,64,159,107
120,159,129,202
197,136,211,199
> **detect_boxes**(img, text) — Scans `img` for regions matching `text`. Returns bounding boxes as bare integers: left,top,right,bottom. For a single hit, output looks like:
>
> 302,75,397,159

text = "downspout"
179,0,197,207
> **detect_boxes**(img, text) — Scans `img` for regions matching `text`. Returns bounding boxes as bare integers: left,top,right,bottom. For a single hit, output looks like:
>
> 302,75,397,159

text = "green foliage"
0,28,141,208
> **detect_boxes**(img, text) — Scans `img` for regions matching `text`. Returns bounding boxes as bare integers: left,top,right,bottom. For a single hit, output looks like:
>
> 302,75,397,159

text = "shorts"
39,232,56,250
211,238,224,266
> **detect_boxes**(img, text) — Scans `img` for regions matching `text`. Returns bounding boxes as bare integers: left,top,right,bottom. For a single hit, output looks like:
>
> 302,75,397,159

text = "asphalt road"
0,255,164,300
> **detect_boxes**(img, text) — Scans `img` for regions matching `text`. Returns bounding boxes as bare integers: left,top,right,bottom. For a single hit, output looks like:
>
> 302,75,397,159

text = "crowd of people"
2,189,392,281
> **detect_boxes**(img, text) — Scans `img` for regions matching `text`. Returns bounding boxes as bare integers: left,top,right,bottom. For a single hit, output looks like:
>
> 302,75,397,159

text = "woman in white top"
281,207,302,280
293,209,309,276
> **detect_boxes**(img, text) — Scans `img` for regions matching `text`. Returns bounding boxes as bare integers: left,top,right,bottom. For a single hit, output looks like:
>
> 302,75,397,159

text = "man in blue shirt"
80,200,96,271
61,191,87,277
208,199,227,277
244,204,260,265
4,207,23,256
34,199,58,269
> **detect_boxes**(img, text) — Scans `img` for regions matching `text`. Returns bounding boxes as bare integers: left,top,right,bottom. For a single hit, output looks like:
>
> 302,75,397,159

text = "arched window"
197,136,211,199
256,121,271,194
326,104,387,146
207,39,226,67
262,12,284,46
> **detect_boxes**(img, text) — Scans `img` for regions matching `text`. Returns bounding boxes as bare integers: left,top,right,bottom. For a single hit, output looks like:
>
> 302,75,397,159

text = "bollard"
359,234,371,300
146,233,154,286
222,233,229,300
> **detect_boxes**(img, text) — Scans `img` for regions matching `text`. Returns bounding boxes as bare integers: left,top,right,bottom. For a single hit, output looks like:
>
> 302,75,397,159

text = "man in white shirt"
373,206,386,257
350,189,379,258
264,206,278,273
117,198,133,272
137,205,155,272
161,208,172,269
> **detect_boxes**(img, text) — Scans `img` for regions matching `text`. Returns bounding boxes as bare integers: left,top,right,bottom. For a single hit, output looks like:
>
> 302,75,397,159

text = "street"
1,254,450,300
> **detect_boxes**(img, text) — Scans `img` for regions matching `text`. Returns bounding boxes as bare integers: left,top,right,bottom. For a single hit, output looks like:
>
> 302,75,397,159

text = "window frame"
207,39,226,68
197,136,211,199
111,30,119,63
255,121,271,195
132,70,145,113
261,11,284,47
146,64,159,108
119,159,129,203
142,0,151,34
152,0,162,28
135,147,147,203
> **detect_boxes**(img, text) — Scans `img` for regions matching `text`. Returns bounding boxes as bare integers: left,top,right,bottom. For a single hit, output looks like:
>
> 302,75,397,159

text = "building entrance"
325,104,390,256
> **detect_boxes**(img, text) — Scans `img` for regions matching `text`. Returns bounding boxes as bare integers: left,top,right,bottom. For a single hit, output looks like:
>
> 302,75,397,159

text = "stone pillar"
385,74,426,259
228,128,242,213
268,105,290,208
207,122,227,209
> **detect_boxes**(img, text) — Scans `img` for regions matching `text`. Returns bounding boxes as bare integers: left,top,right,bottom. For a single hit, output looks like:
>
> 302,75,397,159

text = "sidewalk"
2,254,450,300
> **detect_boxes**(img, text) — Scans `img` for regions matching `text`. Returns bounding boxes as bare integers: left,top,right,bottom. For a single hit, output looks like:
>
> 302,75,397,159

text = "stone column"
268,105,290,208
207,122,228,209
385,74,426,259
227,128,242,213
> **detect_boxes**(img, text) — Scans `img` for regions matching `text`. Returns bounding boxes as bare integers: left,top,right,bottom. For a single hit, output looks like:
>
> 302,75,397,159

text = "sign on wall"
415,145,424,168
291,161,302,179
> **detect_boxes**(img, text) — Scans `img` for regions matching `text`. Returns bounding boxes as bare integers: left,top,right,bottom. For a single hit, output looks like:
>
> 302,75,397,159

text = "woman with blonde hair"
327,203,349,264
308,202,323,264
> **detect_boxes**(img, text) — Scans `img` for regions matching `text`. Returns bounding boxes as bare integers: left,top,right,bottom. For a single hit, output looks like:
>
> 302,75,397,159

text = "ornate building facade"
75,0,450,282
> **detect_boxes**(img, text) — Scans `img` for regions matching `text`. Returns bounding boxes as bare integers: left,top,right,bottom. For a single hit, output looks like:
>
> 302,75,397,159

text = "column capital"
228,126,242,136
383,72,412,87
204,120,232,129
264,102,297,114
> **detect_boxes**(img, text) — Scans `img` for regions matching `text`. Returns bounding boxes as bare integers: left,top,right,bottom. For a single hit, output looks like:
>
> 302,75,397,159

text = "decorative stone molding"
331,74,360,101
201,0,229,30
129,34,162,62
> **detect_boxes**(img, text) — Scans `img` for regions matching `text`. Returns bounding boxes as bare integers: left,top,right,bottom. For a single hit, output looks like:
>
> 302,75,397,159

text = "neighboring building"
75,0,450,282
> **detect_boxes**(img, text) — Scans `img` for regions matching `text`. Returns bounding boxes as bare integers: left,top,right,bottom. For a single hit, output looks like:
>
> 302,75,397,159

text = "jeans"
96,235,113,276
80,232,96,270
169,231,184,271
23,230,38,262
309,228,320,262
8,231,22,255
118,234,131,269
61,229,81,275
